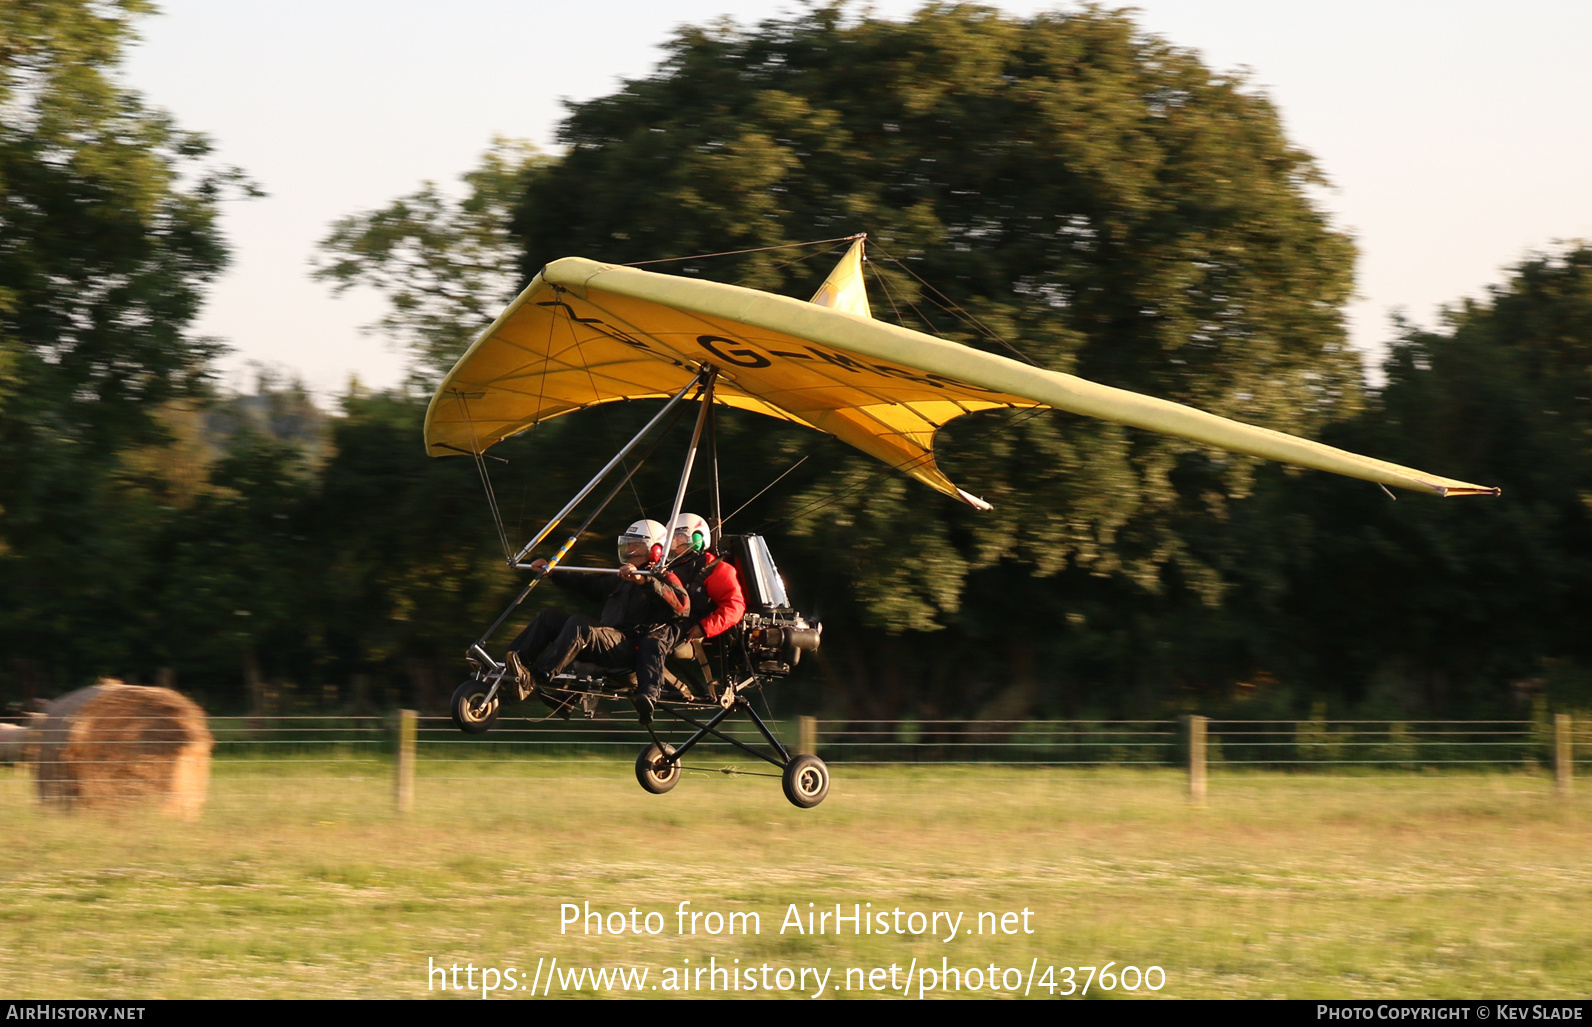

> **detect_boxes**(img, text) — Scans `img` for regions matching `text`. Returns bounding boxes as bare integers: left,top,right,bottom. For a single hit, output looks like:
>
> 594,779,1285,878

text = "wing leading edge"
425,243,1499,505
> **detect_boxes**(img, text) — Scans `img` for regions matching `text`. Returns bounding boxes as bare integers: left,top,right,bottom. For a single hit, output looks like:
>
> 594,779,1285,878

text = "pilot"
629,513,748,723
505,519,689,711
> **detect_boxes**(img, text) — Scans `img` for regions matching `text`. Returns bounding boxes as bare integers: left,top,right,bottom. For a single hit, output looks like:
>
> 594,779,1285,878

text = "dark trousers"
506,609,573,668
632,633,675,702
508,611,678,699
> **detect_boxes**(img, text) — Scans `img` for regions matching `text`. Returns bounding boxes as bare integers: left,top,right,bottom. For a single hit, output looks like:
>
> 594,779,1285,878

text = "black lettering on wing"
535,300,702,370
697,335,772,368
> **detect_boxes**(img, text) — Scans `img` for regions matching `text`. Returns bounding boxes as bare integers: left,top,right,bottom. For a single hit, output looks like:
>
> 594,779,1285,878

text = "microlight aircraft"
426,236,1497,808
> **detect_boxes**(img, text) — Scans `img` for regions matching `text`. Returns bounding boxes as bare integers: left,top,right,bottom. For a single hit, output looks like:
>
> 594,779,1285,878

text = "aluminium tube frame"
469,367,708,652
508,372,706,568
646,697,794,771
661,369,717,571
464,367,715,712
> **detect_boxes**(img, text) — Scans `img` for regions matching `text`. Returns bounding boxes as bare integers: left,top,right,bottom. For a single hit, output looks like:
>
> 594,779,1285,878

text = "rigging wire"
518,394,696,574
866,259,919,329
454,391,514,562
707,390,723,541
719,448,822,528
868,255,980,351
512,232,1058,538
621,234,863,267
865,239,1045,368
726,237,1069,529
728,241,1058,531
730,239,852,290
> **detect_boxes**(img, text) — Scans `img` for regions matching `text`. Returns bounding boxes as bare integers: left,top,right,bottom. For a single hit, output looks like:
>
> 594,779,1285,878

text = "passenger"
665,513,747,642
505,519,689,712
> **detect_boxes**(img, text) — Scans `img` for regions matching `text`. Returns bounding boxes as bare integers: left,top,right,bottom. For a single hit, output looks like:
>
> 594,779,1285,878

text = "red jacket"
678,552,746,638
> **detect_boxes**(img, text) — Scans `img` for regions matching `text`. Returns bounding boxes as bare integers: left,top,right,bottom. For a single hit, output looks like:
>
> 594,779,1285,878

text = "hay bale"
33,679,213,819
0,722,31,766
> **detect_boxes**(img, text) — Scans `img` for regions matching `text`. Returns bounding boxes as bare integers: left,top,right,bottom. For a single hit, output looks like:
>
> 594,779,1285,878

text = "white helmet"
669,512,711,554
617,519,667,567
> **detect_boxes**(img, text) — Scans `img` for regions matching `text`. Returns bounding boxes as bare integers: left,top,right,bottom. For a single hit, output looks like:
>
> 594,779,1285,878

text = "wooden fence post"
1187,715,1208,808
395,709,417,815
797,715,818,756
1555,713,1572,797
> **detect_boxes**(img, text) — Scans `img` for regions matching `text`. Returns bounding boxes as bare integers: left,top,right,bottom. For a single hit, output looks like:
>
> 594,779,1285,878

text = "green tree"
503,3,1360,712
299,391,524,708
1270,247,1592,715
514,3,1358,616
0,0,248,695
143,429,315,704
310,4,1372,716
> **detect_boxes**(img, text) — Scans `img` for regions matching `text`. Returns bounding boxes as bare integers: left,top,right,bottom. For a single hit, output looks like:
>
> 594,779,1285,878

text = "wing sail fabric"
425,255,1499,505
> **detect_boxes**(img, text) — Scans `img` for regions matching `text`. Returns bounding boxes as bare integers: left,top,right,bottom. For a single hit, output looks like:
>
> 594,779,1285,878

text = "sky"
121,1,1592,402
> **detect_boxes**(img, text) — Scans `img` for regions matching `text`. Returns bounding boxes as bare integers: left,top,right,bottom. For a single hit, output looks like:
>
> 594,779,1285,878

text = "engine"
721,532,822,676
743,612,822,676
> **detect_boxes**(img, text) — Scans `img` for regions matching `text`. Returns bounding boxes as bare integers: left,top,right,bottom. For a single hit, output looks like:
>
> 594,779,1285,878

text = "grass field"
2,756,1590,999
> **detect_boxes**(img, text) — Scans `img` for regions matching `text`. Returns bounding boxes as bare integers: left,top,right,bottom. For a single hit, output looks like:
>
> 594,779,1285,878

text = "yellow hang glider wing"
425,240,1499,506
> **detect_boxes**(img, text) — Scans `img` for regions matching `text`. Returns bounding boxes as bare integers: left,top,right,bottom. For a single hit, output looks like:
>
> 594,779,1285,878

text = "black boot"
505,651,534,702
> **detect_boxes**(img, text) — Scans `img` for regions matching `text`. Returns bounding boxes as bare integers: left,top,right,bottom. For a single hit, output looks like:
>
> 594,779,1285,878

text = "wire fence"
2,713,1587,816
1203,719,1578,767
797,719,1179,765
4,713,1591,763
397,715,1591,767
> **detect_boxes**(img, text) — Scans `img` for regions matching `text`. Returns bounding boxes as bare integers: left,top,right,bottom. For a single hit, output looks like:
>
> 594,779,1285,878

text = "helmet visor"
617,533,654,566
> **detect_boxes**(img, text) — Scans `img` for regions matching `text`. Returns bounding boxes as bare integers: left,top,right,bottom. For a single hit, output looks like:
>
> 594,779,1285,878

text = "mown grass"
1,757,1589,999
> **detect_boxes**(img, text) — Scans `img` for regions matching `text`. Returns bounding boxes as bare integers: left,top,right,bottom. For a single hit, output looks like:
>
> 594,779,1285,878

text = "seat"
666,636,719,701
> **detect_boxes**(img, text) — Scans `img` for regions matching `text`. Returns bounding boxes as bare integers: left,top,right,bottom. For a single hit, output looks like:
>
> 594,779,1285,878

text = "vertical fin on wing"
809,237,873,319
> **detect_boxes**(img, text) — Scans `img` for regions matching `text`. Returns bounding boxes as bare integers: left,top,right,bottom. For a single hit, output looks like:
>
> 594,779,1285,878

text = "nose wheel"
450,680,500,734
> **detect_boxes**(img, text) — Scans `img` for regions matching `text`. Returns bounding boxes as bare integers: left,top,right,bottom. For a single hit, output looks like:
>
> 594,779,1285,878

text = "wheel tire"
635,743,680,794
451,679,500,735
781,753,830,808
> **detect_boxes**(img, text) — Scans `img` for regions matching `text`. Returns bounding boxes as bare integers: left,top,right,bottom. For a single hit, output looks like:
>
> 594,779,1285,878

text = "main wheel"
781,753,830,808
635,743,680,794
451,679,500,735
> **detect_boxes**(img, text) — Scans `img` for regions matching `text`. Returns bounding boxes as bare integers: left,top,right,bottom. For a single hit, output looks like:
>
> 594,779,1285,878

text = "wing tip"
956,488,994,511
1434,484,1503,498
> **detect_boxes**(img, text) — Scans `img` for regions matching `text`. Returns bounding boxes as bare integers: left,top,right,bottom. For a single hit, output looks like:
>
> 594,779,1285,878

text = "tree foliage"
1266,247,1592,714
0,0,249,687
313,138,547,388
0,0,251,439
509,2,1360,638
8,2,1586,724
